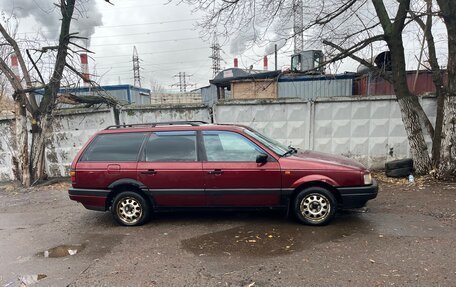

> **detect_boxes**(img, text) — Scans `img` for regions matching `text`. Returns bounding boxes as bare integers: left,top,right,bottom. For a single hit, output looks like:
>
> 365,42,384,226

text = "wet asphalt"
0,178,455,287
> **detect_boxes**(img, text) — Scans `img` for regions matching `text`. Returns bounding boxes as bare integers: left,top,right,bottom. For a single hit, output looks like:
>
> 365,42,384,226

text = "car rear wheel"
112,191,150,226
293,187,337,226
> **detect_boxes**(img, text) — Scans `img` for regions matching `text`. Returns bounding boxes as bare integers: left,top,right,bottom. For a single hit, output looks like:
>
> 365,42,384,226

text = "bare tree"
0,0,118,186
180,0,455,177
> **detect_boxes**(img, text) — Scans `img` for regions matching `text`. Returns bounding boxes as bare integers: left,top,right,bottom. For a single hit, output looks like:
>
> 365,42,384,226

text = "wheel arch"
106,179,153,210
291,180,342,206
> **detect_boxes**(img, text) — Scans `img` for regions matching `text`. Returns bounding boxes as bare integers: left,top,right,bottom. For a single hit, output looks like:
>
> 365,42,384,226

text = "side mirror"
256,153,268,164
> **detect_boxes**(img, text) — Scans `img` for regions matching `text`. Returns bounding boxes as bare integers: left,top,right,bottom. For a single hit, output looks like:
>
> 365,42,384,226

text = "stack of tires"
385,158,414,178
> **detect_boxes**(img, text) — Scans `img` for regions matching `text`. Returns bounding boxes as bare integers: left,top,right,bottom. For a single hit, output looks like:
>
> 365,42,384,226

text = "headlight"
363,173,372,185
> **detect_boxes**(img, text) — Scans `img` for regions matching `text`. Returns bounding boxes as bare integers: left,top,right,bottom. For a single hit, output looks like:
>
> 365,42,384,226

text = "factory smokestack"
80,53,90,85
11,54,20,79
234,58,238,68
263,55,268,71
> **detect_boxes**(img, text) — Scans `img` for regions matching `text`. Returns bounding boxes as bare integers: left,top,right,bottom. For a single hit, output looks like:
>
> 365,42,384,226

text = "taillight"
70,169,76,184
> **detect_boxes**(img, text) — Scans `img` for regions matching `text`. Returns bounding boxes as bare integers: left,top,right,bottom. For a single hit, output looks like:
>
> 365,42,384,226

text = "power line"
16,19,199,35
95,59,211,69
90,37,201,47
88,28,195,39
95,19,198,29
93,47,209,58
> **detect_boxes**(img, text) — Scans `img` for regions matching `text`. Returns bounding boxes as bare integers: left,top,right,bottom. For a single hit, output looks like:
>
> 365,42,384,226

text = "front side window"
203,131,264,162
145,131,197,162
244,128,289,156
81,132,147,162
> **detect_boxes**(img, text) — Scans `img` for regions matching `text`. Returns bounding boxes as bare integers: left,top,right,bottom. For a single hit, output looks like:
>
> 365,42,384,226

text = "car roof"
97,122,248,135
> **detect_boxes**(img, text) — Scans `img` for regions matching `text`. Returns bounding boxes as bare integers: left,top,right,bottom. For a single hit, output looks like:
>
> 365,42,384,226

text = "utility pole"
133,46,142,87
293,0,304,54
171,72,195,92
209,32,222,78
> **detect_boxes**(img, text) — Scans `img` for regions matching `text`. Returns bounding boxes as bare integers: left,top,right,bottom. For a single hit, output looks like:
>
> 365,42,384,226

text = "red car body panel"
68,124,378,212
137,162,205,206
203,161,282,206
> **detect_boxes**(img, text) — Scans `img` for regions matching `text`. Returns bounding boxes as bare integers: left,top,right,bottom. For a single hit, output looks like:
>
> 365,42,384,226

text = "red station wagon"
69,121,378,226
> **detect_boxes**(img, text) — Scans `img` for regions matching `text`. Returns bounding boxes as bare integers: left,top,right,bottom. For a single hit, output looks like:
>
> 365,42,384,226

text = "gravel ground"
0,175,455,287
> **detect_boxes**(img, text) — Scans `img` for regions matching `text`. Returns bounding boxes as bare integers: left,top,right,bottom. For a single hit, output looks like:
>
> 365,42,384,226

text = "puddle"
181,214,372,257
3,274,47,287
38,244,85,258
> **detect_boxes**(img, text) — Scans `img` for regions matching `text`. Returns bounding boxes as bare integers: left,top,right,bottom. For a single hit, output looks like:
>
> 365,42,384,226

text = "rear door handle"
208,169,223,175
141,169,157,175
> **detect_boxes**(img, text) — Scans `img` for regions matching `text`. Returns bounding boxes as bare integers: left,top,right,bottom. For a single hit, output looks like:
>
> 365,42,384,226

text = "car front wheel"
293,187,337,226
111,191,150,226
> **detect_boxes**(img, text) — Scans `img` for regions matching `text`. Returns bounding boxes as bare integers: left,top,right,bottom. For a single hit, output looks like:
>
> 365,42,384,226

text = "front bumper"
336,179,378,209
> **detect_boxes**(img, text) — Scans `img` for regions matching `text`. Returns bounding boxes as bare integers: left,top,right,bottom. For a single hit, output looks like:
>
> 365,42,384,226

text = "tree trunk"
30,113,51,182
13,95,31,186
387,35,432,174
28,0,76,182
437,8,456,177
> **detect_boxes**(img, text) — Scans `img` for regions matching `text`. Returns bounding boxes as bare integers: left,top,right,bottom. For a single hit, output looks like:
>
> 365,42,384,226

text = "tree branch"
372,0,393,34
323,37,392,82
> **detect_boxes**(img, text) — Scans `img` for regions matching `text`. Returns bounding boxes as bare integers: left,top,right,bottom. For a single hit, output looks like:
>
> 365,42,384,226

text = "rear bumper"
68,188,110,211
336,179,378,209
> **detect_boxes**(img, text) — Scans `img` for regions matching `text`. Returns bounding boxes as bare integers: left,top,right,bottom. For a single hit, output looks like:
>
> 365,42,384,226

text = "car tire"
293,187,337,226
111,191,150,226
385,166,413,178
385,158,413,170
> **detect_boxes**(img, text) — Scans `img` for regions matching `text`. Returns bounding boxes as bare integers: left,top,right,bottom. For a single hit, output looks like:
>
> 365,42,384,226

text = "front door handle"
141,169,157,175
208,169,223,175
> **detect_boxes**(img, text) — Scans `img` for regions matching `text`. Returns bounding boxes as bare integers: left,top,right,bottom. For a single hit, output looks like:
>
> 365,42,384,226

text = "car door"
201,130,281,206
137,131,205,207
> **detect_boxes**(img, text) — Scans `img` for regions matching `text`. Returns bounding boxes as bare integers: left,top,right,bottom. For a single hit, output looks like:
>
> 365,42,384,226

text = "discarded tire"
385,166,413,178
385,158,413,170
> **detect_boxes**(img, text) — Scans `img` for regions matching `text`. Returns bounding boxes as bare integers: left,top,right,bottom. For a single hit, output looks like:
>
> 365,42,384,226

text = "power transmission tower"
171,72,195,92
133,46,142,87
209,32,222,78
293,0,304,54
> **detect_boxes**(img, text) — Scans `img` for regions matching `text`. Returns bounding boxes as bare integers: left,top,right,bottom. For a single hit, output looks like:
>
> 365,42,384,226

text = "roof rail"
104,121,209,130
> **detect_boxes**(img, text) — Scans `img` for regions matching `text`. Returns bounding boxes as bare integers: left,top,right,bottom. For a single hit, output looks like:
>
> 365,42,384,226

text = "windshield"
244,128,290,156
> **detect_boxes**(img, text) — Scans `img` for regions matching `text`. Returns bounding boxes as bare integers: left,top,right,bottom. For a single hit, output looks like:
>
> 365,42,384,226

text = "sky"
4,0,296,91
2,0,449,92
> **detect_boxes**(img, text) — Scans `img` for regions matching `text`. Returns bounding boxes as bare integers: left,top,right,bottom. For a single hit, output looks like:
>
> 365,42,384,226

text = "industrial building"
195,50,444,106
35,84,151,106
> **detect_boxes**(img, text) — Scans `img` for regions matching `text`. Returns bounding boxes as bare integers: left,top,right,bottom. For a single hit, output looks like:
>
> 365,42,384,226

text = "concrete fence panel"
0,116,15,181
46,108,116,177
214,99,311,149
120,104,211,125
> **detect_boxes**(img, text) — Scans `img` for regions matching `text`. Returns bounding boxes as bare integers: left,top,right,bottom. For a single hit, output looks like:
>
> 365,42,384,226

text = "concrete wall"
215,96,436,169
214,99,310,149
0,97,437,181
120,104,211,124
0,115,15,181
46,108,116,177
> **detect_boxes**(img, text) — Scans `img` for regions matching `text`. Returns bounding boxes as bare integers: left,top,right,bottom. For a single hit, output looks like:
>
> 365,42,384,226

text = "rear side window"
145,131,197,162
80,132,147,162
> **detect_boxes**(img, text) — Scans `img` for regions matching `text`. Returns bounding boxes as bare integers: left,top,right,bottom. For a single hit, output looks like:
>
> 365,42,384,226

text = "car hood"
286,150,366,170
